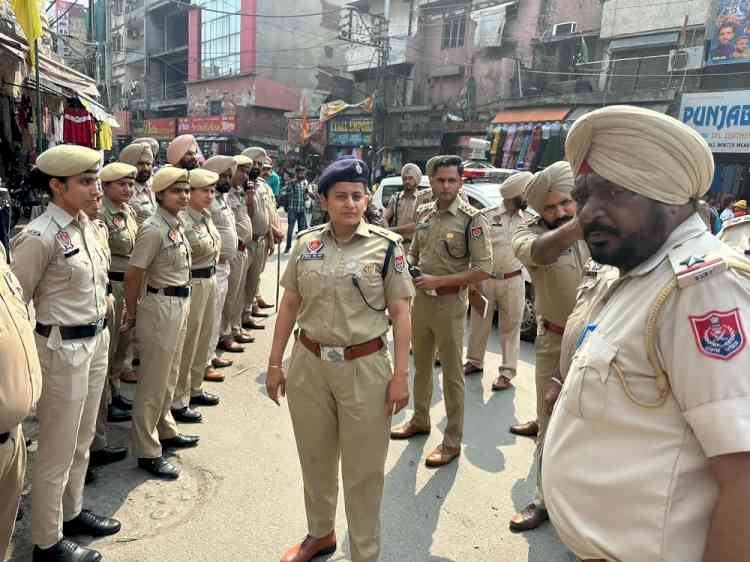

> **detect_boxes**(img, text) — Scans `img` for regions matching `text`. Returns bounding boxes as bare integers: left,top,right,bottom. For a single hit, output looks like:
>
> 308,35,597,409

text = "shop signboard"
328,116,374,146
680,91,750,153
177,115,237,135
143,118,176,140
707,0,750,65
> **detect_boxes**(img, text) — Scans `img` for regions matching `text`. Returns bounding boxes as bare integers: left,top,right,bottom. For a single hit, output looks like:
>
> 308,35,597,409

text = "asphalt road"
7,251,577,562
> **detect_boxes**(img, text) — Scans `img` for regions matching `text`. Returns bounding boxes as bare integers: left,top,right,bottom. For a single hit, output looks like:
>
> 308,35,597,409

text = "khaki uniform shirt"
91,219,111,265
248,185,270,238
544,214,750,562
512,216,589,327
129,207,191,288
718,214,750,254
259,179,280,231
11,203,109,327
129,180,157,226
409,197,493,295
211,192,238,261
0,245,42,431
486,207,533,277
100,197,138,273
282,221,414,347
385,189,419,235
183,207,221,269
228,186,253,245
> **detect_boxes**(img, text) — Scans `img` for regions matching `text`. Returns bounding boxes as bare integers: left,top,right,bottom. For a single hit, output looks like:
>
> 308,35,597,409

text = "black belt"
0,432,9,444
191,266,216,278
106,282,113,295
402,239,412,244
35,318,108,340
108,271,125,282
147,285,191,298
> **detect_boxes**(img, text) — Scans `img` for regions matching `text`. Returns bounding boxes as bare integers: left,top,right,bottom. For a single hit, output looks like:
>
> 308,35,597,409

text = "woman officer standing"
266,158,414,562
171,169,222,423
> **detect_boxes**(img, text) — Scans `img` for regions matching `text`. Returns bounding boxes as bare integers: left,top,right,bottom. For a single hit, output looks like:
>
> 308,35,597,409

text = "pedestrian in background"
284,165,309,254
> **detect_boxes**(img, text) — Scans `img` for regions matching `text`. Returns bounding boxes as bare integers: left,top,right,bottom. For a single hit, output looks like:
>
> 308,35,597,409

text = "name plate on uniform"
320,345,345,362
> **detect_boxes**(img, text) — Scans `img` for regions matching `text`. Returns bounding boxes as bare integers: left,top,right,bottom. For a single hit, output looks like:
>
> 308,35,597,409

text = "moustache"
584,223,621,238
550,215,573,229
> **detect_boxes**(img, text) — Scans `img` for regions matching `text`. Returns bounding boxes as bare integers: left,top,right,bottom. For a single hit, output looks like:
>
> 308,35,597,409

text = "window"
209,100,223,115
442,15,466,49
199,0,241,79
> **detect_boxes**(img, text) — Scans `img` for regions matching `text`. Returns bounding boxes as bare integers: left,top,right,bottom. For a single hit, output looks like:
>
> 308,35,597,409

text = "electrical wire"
170,0,345,19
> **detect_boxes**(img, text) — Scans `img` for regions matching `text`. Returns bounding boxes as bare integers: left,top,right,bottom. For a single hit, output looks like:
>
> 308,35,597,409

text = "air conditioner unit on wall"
552,22,577,36
668,46,705,72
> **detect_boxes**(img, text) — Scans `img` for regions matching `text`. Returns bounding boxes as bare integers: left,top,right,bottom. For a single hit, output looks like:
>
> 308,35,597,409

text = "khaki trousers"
92,292,118,452
32,328,109,548
244,237,267,310
222,249,248,337
411,292,466,448
466,276,524,372
131,294,189,459
0,426,25,560
287,341,392,562
209,262,231,362
173,276,216,409
532,328,562,507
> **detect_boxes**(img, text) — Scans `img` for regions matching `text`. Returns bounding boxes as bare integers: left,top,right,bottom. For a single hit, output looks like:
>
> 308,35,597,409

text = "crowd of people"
2,104,750,562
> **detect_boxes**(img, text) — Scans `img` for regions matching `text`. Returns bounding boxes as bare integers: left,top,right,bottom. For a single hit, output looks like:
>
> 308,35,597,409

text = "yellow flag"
11,0,43,67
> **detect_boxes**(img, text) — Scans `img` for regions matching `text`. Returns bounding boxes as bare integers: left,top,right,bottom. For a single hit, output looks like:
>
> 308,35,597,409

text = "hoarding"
680,91,750,153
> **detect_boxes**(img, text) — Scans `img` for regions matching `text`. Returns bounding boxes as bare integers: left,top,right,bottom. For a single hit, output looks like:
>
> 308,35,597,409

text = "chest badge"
113,215,125,229
301,239,325,260
690,309,746,361
168,229,179,243
446,232,455,240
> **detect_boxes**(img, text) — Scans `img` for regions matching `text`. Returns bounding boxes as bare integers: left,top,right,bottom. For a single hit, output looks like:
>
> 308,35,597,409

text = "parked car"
373,177,537,342
463,161,518,183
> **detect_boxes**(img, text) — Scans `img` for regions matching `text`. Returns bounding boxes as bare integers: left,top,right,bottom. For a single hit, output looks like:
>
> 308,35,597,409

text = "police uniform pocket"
565,331,617,420
298,265,324,299
444,230,467,260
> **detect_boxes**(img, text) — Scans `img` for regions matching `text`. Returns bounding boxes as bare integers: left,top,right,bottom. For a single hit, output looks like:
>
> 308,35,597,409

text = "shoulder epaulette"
583,258,603,277
296,224,326,239
457,199,480,218
24,214,52,236
720,214,750,233
669,240,728,289
368,224,403,243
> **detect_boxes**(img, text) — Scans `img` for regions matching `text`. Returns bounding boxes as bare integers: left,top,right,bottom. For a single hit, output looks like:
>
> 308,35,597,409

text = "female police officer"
267,158,413,562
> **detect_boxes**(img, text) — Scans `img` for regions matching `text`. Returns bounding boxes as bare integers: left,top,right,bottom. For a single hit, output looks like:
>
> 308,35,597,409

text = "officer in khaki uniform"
12,145,121,562
267,158,414,562
718,213,750,254
204,155,241,374
124,166,198,481
507,161,589,532
384,163,423,253
544,105,750,562
464,172,534,389
120,142,157,227
0,244,42,561
391,155,493,467
171,169,222,423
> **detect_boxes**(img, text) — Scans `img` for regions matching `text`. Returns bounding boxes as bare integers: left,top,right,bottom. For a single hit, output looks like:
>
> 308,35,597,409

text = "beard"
217,180,231,193
544,215,573,230
181,160,198,171
136,171,152,184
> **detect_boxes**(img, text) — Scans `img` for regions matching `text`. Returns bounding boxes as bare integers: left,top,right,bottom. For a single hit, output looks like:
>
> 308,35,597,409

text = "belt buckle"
320,346,345,362
95,318,105,331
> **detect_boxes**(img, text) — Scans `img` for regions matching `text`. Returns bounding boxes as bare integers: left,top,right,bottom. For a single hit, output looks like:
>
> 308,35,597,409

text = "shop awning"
493,106,571,124
567,103,671,122
79,95,120,128
609,32,679,52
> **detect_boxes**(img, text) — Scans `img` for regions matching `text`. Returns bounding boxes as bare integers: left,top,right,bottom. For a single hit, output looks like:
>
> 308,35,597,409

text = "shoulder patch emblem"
301,238,325,260
55,230,74,252
689,309,746,360
113,215,125,229
393,254,406,273
470,225,484,239
168,229,178,243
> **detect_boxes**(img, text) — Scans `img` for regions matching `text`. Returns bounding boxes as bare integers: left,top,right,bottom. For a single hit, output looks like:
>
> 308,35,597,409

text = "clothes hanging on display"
64,107,96,147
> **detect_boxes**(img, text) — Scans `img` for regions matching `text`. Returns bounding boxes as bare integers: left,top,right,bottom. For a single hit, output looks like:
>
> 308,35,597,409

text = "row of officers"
0,135,284,562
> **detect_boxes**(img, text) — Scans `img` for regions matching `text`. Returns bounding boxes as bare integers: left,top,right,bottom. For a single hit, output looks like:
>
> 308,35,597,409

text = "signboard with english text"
680,91,750,153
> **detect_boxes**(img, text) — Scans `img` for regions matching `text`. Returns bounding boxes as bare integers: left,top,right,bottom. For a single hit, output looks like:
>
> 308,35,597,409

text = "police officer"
124,166,199,480
390,155,493,467
718,212,750,254
119,142,157,227
167,134,199,170
384,163,423,252
0,243,42,561
171,169,222,423
464,172,535,391
544,104,750,562
508,161,589,532
203,155,242,375
12,145,121,562
267,157,413,562
132,137,161,166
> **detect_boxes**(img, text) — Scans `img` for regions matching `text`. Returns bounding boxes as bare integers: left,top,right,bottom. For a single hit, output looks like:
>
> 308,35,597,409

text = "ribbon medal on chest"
301,238,325,260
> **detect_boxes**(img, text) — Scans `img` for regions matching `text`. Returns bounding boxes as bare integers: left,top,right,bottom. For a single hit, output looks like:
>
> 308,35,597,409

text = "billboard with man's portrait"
707,0,750,65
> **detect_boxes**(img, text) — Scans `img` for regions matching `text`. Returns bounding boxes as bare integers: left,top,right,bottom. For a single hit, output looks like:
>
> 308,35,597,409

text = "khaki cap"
189,169,219,189
36,145,101,177
152,166,189,193
233,155,253,167
119,142,154,166
242,147,267,162
204,155,237,175
100,162,137,183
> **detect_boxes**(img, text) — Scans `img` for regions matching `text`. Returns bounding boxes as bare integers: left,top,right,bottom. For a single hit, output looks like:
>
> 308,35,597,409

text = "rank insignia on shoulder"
689,308,746,360
27,229,42,236
675,255,727,288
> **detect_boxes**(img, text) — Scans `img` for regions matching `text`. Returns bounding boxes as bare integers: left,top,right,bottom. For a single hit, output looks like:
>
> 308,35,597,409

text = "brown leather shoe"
492,372,514,391
510,420,539,437
463,361,482,376
212,357,233,369
390,420,431,440
204,367,225,382
509,503,548,532
217,339,245,353
280,532,336,562
256,298,274,309
234,333,255,344
120,370,140,384
425,444,460,468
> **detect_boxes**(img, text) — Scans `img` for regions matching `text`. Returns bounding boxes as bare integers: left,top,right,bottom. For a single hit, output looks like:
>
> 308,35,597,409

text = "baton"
275,239,281,311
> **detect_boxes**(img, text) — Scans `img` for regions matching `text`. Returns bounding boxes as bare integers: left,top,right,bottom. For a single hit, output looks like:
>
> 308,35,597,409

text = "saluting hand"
386,374,409,416
266,365,287,406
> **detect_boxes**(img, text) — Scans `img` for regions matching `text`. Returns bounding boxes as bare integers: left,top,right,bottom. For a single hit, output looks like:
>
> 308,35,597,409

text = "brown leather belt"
542,319,565,336
583,559,607,562
503,269,522,279
435,286,462,296
299,330,383,361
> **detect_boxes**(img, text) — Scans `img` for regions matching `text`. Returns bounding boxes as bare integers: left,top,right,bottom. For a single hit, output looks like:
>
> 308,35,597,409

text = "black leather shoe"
111,394,133,411
107,404,132,423
84,467,98,485
251,309,270,318
171,407,203,423
89,447,128,467
190,391,220,407
138,457,179,480
242,318,266,330
160,434,200,449
33,538,102,562
63,509,121,537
